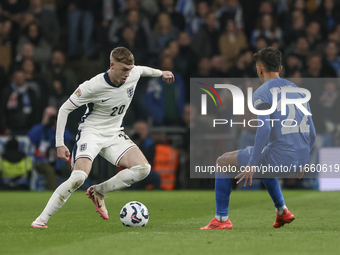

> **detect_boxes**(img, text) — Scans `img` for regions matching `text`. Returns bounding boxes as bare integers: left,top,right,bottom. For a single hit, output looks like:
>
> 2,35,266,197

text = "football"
120,201,149,227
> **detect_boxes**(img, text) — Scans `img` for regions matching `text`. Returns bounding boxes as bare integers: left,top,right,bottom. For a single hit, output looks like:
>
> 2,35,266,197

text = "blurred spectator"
226,49,256,78
305,20,324,50
177,31,197,79
219,18,248,69
307,80,340,164
324,40,340,76
251,14,283,47
284,53,304,77
255,35,269,52
0,69,38,135
327,23,340,45
28,106,72,190
131,120,156,164
175,0,195,25
188,0,209,35
303,52,336,78
11,43,41,74
149,12,179,56
21,58,47,116
152,131,179,190
0,0,29,25
320,80,340,136
193,57,212,78
192,12,219,59
286,35,310,70
210,55,227,77
109,9,149,50
114,25,147,65
42,50,78,94
303,52,323,78
315,0,340,33
108,3,151,46
0,17,14,70
258,1,273,16
167,39,188,78
283,10,306,46
27,0,60,46
289,0,309,15
0,137,32,190
48,76,68,109
160,0,186,32
67,0,97,59
16,21,51,67
140,0,160,20
214,0,244,32
146,57,185,126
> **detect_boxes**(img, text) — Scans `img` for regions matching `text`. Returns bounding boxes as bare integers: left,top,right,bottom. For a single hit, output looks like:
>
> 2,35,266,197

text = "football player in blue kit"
201,47,316,229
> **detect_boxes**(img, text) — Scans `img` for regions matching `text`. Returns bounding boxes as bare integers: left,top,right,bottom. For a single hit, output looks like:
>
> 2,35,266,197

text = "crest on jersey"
75,89,82,98
80,143,87,151
127,86,134,98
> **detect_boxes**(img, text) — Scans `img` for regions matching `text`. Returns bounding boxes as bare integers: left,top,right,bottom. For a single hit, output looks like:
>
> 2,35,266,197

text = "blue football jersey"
251,77,316,163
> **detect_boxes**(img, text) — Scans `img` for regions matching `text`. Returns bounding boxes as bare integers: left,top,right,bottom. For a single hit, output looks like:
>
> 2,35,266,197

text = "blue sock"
215,172,233,217
261,178,285,208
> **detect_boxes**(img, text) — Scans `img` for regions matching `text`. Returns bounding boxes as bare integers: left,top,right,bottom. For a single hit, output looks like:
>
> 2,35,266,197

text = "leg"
31,158,91,228
215,150,239,219
95,146,151,195
201,150,239,230
85,132,150,220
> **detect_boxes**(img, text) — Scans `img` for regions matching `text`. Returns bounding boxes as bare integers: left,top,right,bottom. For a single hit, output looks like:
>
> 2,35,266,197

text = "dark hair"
253,46,282,72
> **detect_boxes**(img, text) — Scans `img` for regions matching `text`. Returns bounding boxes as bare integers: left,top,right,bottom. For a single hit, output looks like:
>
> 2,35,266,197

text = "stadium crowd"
1,0,340,190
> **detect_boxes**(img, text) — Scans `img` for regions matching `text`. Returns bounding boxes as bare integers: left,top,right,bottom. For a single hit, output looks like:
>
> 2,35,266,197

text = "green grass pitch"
1,190,340,255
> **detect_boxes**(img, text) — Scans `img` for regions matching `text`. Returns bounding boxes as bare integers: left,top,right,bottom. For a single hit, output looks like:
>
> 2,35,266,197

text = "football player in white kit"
31,47,175,228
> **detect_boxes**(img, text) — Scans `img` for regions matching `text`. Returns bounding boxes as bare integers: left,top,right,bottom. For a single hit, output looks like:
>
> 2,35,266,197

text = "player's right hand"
57,146,70,161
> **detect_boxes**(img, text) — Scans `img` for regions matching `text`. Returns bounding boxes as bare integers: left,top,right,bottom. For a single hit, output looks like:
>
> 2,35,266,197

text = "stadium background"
1,0,340,191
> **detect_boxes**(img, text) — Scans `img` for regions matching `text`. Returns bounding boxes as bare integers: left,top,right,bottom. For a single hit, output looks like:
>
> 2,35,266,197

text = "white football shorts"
71,130,136,168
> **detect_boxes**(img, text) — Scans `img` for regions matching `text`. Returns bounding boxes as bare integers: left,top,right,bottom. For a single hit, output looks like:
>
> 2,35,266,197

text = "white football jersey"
56,65,162,146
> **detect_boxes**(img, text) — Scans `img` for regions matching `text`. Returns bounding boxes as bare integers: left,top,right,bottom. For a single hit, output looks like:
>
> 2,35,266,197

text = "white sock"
276,205,287,215
215,215,229,222
37,170,88,223
95,164,151,195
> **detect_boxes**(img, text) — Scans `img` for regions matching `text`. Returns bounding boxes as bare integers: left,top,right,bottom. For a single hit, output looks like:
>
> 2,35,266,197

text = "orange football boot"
273,208,295,228
200,217,233,230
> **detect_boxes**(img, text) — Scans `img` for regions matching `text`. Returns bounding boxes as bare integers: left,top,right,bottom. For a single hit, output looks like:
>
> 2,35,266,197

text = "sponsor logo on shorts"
80,143,87,151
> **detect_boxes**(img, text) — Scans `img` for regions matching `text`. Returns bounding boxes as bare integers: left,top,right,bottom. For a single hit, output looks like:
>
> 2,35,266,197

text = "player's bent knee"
69,170,88,191
130,164,151,181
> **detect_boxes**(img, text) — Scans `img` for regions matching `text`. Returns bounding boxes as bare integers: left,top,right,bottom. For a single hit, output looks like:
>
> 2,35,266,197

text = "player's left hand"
235,164,255,187
161,71,175,83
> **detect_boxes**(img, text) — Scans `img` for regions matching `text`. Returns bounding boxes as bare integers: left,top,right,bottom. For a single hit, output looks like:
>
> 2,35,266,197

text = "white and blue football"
120,201,149,227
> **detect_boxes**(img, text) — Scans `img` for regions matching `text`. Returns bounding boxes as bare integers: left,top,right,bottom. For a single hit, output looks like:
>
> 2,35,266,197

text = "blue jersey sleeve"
248,83,273,166
252,83,272,109
248,114,271,166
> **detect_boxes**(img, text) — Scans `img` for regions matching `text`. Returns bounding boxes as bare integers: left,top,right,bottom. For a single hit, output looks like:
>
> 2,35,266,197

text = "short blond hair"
110,47,135,65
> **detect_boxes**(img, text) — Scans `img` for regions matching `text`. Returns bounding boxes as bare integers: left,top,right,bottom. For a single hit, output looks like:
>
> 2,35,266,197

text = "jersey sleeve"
68,81,93,107
253,85,272,110
135,66,163,78
55,81,93,147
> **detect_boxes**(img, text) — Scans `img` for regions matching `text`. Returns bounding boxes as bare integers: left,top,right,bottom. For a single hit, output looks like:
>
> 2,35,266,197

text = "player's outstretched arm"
55,99,78,161
137,66,174,83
